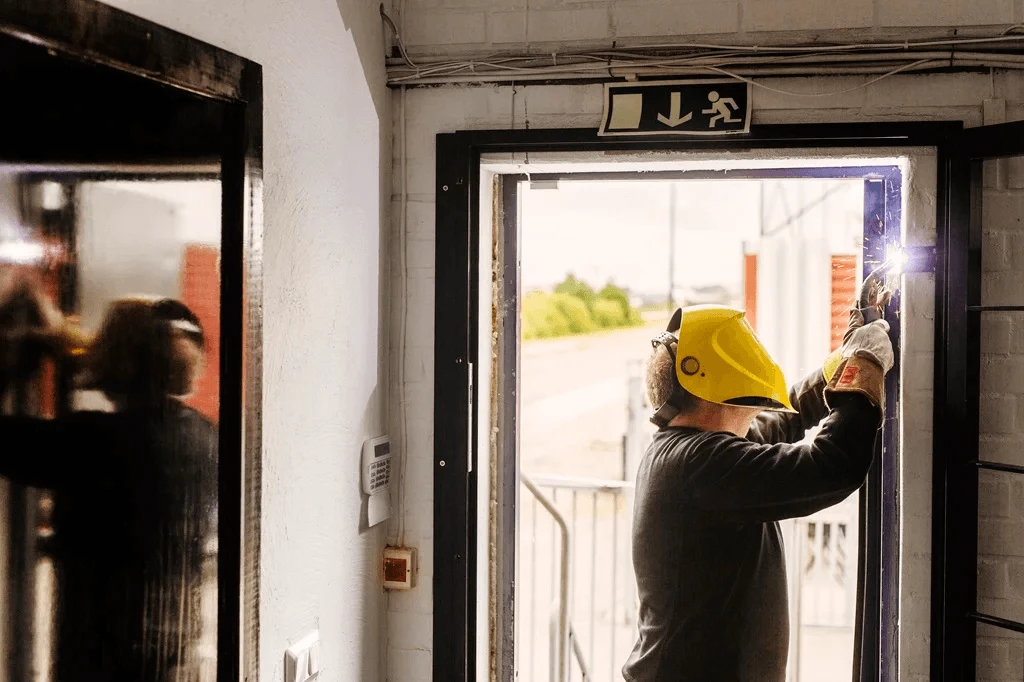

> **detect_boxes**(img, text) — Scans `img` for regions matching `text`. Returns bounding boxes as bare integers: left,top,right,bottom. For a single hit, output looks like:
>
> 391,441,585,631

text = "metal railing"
782,496,859,682
518,474,635,682
519,471,858,682
569,625,591,682
796,499,858,627
521,474,573,682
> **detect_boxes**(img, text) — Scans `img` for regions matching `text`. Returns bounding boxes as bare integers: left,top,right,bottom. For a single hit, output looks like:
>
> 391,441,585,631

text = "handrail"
569,624,591,682
522,473,571,682
528,473,636,492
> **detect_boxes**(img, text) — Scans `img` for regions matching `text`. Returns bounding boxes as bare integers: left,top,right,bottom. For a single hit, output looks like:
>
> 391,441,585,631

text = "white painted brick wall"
389,61,1024,682
900,153,938,678
977,159,1024,682
741,0,873,32
613,1,740,37
398,0,1023,54
872,0,1022,27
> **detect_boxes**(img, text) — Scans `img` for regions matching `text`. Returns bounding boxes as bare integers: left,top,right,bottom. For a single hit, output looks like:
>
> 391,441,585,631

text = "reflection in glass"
0,174,220,682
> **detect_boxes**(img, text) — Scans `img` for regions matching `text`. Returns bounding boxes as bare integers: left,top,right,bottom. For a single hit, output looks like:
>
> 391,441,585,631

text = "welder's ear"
666,308,682,333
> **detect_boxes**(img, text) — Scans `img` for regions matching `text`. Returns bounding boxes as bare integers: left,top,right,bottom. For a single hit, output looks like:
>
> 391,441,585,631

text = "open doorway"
434,121,1024,682
474,153,907,682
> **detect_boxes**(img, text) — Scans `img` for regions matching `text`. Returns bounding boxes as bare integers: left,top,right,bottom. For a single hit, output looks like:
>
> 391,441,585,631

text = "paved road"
520,320,666,479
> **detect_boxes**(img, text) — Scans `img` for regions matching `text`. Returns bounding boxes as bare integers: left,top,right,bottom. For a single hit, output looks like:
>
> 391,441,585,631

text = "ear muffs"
649,328,690,428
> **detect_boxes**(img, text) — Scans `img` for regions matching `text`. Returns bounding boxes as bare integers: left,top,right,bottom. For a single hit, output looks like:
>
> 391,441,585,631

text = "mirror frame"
0,2,264,681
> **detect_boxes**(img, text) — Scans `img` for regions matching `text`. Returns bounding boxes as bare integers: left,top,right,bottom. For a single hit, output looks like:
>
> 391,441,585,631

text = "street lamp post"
667,183,676,313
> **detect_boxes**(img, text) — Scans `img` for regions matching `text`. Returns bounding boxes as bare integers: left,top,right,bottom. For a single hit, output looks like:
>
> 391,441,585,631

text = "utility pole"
667,183,676,312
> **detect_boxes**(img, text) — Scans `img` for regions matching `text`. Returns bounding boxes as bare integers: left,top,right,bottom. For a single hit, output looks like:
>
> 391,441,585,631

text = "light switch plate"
285,630,320,682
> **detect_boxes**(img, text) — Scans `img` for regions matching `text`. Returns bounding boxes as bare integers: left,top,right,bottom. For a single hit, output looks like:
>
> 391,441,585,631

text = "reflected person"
0,281,217,682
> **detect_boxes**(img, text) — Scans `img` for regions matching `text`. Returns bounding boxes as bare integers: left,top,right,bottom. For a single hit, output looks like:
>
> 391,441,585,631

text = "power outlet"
383,546,416,590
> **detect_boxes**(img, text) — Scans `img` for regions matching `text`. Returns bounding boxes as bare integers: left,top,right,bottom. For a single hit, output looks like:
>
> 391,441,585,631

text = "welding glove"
822,273,894,383
823,320,894,411
822,307,866,383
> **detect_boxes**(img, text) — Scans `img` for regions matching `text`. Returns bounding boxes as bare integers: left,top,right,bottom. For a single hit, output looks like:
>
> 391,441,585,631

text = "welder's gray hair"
645,338,697,416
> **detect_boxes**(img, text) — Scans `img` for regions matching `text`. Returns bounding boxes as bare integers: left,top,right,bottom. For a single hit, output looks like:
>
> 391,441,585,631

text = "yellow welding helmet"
665,305,795,413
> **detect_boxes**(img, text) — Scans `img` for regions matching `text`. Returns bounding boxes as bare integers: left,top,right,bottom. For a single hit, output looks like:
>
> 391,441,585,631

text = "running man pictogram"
702,91,741,128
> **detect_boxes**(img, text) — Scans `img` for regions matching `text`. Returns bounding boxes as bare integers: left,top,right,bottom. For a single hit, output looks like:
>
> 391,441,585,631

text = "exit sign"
598,79,751,137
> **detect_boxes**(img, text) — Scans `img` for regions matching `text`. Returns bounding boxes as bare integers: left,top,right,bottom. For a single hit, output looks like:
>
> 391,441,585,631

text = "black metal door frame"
433,122,967,682
930,120,1024,681
0,4,264,681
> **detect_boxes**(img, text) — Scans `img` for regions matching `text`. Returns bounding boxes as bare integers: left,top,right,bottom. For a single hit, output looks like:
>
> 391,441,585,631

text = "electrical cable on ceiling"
381,3,419,70
705,59,935,96
378,9,1024,88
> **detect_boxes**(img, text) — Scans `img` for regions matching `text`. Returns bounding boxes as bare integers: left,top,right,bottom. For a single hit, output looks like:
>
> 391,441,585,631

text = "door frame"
932,120,1024,680
433,122,965,682
0,3,264,681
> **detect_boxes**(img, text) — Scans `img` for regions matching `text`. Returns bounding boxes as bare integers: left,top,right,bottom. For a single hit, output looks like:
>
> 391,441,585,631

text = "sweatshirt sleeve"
673,393,880,523
746,369,829,445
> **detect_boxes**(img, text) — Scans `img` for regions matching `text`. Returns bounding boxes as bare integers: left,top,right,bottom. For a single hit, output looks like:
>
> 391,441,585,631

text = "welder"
622,300,894,682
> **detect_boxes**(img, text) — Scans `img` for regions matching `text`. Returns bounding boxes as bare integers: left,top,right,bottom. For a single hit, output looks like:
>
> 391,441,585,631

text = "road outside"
521,317,663,478
517,319,854,682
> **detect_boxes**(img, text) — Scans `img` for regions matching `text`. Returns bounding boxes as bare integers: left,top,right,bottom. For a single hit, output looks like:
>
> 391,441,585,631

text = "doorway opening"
434,120,1024,682
476,153,908,682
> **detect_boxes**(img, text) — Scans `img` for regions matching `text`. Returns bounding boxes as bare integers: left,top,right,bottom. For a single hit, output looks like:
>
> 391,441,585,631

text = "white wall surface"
110,180,221,246
76,183,180,331
389,67,1024,682
0,175,19,238
398,0,1024,55
97,0,393,680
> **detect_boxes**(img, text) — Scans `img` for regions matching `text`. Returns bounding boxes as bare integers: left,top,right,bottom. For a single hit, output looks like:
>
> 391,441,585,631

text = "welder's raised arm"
746,318,894,446
675,324,893,524
746,369,828,445
675,392,881,523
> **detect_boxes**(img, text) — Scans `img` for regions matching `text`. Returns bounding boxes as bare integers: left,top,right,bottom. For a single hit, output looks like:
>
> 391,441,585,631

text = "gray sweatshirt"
622,371,880,682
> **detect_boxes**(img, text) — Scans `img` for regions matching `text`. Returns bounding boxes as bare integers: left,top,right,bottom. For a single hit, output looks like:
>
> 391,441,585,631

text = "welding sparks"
886,246,909,275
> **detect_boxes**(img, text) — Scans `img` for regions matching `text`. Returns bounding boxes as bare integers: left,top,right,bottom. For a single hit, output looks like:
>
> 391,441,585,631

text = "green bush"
521,291,570,340
592,298,627,328
597,283,642,327
555,274,597,311
550,293,596,334
597,283,631,317
522,280,642,341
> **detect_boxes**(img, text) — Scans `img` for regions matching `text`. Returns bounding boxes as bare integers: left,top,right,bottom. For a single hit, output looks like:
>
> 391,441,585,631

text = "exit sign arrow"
599,80,750,137
657,92,692,127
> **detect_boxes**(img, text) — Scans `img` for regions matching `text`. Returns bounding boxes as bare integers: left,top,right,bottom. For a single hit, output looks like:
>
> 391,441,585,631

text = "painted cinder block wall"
99,0,395,681
386,1,1024,678
399,0,1024,56
977,161,1024,679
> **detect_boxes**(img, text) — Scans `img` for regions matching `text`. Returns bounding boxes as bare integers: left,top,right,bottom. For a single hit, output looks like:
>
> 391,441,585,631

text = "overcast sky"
519,178,863,298
520,179,762,297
